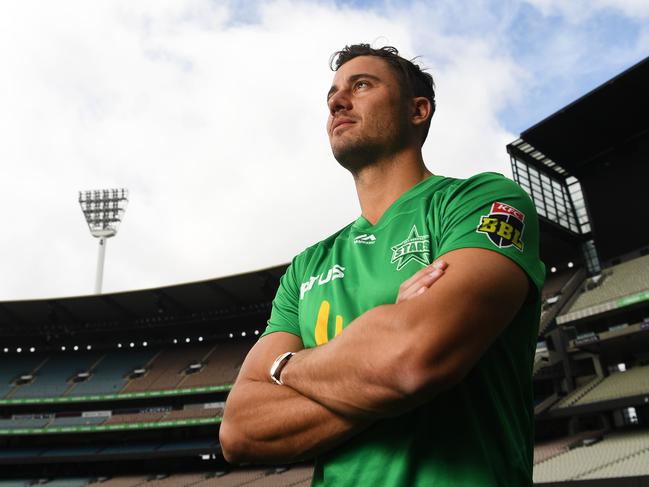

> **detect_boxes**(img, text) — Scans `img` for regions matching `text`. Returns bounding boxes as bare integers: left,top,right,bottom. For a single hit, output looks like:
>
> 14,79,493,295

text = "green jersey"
263,172,545,486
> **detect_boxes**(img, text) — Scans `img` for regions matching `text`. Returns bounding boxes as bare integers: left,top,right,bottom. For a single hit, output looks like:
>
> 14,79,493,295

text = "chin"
332,142,380,174
331,139,386,174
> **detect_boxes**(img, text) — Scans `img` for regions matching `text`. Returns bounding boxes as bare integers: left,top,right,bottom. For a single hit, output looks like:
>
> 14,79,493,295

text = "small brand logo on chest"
300,264,345,300
390,225,430,271
354,233,376,245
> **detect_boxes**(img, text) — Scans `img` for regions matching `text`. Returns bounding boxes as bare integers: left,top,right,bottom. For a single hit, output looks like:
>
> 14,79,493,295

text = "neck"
353,146,433,225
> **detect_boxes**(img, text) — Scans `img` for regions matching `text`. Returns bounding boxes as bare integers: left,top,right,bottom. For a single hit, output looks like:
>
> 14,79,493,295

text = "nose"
328,89,352,115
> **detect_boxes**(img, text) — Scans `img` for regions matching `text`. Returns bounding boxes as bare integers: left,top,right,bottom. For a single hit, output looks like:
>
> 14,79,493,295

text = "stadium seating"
139,473,206,487
534,430,604,464
86,477,148,487
569,364,649,406
553,365,649,410
10,352,100,398
81,466,314,487
69,349,157,396
543,269,578,301
0,340,253,403
36,481,90,487
179,341,253,388
0,354,46,398
48,415,107,427
104,412,168,425
164,406,223,421
121,345,213,392
0,416,51,429
563,254,649,314
539,267,585,336
578,447,649,479
553,375,604,409
533,428,649,482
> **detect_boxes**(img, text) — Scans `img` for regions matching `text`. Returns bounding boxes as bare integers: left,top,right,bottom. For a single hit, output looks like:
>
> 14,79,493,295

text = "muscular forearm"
280,304,424,419
220,378,370,464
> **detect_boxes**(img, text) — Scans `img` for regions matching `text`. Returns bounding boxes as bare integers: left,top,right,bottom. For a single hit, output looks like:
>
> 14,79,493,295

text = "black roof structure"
521,56,649,175
508,55,649,264
0,264,287,347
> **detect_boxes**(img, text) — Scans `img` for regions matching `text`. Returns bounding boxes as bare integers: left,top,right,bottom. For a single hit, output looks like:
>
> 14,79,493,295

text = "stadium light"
198,336,203,342
86,345,92,350
16,347,22,353
73,345,79,351
142,341,148,347
241,332,246,337
129,342,135,348
568,262,574,268
254,330,259,335
228,333,233,338
117,343,122,348
79,188,129,294
61,346,66,351
29,347,35,353
185,337,190,343
550,267,557,273
173,338,178,344
3,348,8,353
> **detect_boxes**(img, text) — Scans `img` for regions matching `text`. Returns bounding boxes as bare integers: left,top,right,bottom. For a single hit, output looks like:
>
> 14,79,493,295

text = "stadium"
1,55,648,486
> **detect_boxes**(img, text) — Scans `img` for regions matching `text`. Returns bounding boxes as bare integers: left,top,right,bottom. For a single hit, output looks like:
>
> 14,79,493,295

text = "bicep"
399,247,529,387
236,331,305,384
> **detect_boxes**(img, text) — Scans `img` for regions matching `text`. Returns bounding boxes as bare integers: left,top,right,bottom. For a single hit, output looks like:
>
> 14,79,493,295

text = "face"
326,55,411,173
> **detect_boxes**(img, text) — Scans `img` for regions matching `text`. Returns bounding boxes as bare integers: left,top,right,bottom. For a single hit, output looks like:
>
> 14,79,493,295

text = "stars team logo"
390,225,430,271
476,201,525,251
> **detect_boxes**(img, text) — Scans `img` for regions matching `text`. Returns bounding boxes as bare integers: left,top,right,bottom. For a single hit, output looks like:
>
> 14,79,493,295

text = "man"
220,44,545,486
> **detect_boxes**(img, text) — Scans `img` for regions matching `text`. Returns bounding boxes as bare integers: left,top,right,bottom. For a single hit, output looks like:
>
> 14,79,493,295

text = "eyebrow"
327,73,382,99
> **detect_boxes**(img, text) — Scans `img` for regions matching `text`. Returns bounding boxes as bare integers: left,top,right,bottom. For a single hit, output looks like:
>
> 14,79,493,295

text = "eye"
354,80,370,91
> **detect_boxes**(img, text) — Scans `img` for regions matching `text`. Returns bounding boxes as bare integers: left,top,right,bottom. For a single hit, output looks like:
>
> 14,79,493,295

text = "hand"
396,260,447,304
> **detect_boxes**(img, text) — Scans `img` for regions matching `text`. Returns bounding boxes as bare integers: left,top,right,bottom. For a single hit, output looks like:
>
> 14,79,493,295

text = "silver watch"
270,352,295,385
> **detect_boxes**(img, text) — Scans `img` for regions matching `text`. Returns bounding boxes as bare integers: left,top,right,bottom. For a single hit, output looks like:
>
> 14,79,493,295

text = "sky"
0,0,647,300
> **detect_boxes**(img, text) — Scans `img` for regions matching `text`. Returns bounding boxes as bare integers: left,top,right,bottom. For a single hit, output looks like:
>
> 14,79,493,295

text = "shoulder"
439,172,534,212
446,171,526,195
288,221,355,272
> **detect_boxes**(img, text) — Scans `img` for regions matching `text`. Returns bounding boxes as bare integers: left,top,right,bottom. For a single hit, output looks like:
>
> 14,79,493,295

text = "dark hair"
330,44,436,144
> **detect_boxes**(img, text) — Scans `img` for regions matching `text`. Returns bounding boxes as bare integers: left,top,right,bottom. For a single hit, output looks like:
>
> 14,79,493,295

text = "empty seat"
69,349,157,396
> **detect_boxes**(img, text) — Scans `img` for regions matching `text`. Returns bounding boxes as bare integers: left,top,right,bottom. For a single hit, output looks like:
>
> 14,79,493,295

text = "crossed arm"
220,247,529,463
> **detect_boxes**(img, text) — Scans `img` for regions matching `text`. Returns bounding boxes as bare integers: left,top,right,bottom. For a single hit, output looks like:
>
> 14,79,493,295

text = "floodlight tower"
79,188,129,294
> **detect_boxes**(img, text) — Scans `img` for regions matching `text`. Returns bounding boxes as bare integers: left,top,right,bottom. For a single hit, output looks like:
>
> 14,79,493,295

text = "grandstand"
0,56,648,485
516,55,649,485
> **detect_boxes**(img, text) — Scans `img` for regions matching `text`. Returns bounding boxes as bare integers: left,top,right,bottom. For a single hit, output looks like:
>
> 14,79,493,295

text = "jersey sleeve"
262,256,303,339
434,172,546,296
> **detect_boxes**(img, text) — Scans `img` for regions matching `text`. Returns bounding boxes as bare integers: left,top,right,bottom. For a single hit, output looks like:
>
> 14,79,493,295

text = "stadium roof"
0,264,287,341
519,55,649,175
510,55,649,263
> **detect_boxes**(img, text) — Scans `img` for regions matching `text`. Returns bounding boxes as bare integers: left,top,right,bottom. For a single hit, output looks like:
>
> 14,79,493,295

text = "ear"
410,96,433,128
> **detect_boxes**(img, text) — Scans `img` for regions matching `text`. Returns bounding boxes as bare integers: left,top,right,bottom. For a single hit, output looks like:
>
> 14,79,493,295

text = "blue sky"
341,0,649,132
0,0,647,299
500,2,646,131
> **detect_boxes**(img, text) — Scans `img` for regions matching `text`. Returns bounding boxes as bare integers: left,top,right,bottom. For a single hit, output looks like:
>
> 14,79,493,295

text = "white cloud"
0,0,574,299
527,0,649,20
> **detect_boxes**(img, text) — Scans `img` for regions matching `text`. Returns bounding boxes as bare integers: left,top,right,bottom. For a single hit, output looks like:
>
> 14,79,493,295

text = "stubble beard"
331,121,409,176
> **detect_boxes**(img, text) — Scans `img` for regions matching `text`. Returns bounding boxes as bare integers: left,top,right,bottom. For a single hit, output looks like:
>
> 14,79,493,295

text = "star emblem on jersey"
476,201,525,252
390,225,431,271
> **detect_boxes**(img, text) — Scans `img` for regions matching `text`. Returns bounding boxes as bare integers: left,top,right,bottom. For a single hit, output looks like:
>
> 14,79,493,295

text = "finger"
397,267,444,303
399,259,447,291
399,261,446,298
398,267,444,302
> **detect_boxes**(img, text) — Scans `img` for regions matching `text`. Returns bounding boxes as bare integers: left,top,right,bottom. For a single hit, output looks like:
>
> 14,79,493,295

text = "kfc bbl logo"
476,202,525,251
